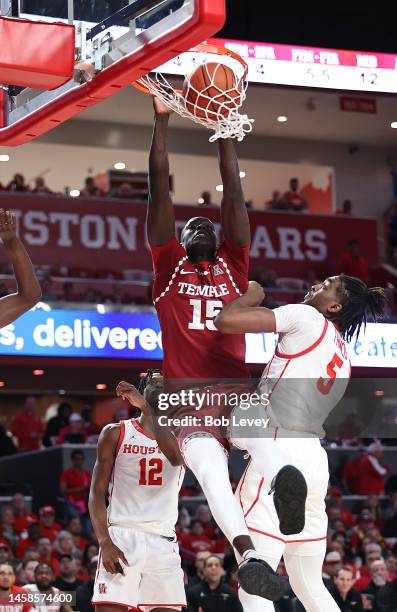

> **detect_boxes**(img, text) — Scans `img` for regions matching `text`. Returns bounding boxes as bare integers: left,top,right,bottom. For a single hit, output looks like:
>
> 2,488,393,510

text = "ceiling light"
0,382,6,388
239,171,246,178
374,390,385,397
277,115,288,123
33,369,45,376
198,197,204,204
96,383,107,390
70,189,80,197
216,184,223,192
0,155,10,162
114,162,126,170
391,122,397,129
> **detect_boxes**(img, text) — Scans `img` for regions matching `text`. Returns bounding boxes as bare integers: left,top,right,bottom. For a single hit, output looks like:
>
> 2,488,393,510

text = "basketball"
182,62,243,120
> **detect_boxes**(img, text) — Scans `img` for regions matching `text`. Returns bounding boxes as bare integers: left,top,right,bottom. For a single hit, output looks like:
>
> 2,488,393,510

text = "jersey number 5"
317,353,344,395
188,299,223,331
139,458,163,486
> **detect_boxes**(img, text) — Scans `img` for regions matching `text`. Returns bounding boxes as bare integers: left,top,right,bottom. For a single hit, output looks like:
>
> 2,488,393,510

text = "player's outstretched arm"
218,139,250,247
147,97,176,246
0,210,41,328
116,381,184,466
88,424,129,574
215,281,276,333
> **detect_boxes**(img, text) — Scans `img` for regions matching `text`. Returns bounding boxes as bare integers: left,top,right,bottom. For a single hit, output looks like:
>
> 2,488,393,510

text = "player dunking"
89,371,186,612
215,274,387,611
147,98,288,601
0,209,41,327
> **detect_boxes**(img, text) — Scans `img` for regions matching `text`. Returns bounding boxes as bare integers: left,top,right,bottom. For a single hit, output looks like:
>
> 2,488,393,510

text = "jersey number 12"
139,458,163,486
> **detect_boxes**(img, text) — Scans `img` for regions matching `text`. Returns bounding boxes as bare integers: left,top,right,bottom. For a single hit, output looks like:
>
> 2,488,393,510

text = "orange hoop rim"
132,42,248,95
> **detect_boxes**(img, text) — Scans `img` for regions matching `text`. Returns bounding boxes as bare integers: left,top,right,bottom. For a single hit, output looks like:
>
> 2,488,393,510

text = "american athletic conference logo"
213,264,224,276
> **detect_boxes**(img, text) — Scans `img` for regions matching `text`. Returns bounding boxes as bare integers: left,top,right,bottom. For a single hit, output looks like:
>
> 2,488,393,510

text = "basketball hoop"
133,43,254,142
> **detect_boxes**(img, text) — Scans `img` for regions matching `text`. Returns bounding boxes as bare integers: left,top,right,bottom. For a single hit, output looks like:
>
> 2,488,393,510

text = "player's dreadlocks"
138,369,163,395
334,274,387,342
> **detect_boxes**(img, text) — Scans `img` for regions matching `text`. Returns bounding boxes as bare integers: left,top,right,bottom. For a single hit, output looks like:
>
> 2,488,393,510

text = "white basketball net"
136,49,254,142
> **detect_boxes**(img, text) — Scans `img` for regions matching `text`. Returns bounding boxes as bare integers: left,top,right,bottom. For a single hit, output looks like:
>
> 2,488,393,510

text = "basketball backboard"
0,0,225,146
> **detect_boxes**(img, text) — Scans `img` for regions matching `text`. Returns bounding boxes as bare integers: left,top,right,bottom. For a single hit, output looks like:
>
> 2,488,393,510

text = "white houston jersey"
107,419,185,537
258,304,351,436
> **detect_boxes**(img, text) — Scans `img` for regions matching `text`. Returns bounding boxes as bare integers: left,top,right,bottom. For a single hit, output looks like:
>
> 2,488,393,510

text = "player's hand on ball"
153,96,173,116
0,210,17,244
245,281,265,305
101,537,129,575
116,381,146,410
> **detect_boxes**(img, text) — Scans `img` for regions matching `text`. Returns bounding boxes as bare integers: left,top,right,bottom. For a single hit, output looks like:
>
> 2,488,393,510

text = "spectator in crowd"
354,544,383,590
7,173,28,192
376,576,397,611
358,443,388,495
189,550,213,588
330,566,364,611
82,543,99,569
342,453,362,494
198,191,217,207
0,508,18,550
179,520,214,560
385,554,397,577
32,176,52,195
11,493,37,535
327,487,356,527
25,563,73,612
37,537,53,567
11,396,44,451
281,177,308,211
15,521,41,558
0,563,30,610
75,560,97,612
80,177,100,198
194,505,216,539
39,506,62,542
266,190,289,210
0,425,17,457
59,449,91,515
80,406,101,438
66,518,88,551
338,239,370,283
53,555,82,592
187,555,243,612
337,200,353,215
20,559,39,585
62,282,76,302
58,413,87,444
0,543,12,565
361,560,389,602
322,551,343,586
53,531,77,559
43,402,72,447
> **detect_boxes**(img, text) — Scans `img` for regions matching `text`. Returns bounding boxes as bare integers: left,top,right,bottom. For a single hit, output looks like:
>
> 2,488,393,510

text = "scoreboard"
157,36,397,94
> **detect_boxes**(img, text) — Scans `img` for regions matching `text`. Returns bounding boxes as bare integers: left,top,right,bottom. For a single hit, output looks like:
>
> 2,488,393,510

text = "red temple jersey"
151,238,250,380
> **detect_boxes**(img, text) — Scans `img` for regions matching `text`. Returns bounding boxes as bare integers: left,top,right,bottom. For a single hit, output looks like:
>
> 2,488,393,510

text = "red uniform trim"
247,526,327,544
92,601,130,608
116,421,126,456
244,477,264,519
95,549,103,583
275,319,328,359
131,419,156,441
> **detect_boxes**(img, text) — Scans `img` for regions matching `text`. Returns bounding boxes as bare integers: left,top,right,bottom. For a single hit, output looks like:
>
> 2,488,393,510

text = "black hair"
138,369,162,395
335,275,387,342
71,449,84,460
34,563,54,576
58,554,73,563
